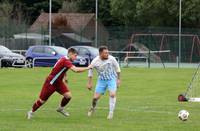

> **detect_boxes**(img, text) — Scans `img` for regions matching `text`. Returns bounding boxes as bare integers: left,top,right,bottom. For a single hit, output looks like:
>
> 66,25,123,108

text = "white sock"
58,106,64,110
109,97,116,113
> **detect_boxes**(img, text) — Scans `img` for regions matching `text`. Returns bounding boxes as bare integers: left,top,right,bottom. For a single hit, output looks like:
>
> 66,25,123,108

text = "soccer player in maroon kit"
27,48,91,119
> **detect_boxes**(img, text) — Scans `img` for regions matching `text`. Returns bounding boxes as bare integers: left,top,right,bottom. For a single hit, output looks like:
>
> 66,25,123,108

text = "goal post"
130,33,200,63
109,50,171,68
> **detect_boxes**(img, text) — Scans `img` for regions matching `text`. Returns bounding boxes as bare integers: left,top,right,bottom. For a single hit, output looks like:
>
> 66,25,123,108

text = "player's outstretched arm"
112,56,121,87
70,65,90,73
87,66,93,90
87,76,93,90
117,72,121,88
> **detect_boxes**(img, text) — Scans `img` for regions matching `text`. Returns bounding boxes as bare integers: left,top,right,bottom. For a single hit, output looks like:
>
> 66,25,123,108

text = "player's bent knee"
110,95,116,98
63,92,72,99
39,99,46,104
65,95,72,100
94,93,101,99
109,92,116,98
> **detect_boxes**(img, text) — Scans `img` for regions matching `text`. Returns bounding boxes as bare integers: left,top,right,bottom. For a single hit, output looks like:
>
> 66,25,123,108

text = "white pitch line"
0,106,173,114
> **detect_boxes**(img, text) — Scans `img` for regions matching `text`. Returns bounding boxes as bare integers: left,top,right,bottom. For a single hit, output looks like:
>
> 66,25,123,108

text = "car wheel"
0,60,11,68
26,58,33,68
0,59,3,68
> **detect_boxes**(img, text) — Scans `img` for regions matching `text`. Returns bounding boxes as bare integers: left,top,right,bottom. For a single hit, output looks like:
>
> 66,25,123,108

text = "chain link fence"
1,24,200,64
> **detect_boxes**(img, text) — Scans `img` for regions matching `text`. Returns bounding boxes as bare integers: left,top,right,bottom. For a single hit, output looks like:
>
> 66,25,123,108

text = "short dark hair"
68,47,77,54
99,46,108,53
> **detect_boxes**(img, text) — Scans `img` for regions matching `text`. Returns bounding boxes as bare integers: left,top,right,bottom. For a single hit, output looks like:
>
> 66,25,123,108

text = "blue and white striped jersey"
88,55,121,80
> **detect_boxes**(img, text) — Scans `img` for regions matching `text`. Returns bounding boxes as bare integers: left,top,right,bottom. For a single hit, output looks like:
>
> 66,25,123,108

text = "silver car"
0,45,26,67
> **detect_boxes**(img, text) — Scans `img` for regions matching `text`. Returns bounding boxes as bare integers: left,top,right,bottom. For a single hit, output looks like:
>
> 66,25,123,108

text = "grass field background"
0,67,200,131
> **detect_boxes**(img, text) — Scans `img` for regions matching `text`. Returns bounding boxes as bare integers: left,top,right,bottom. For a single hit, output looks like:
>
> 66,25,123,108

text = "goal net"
178,63,200,102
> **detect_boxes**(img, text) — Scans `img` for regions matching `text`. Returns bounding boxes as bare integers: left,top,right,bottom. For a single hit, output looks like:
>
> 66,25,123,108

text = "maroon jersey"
48,56,73,85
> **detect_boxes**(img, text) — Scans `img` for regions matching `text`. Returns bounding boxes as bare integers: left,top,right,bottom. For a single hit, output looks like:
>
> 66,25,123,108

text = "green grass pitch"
0,67,200,131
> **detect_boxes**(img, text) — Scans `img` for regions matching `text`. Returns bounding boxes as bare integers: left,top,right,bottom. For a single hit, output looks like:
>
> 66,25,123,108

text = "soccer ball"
178,110,189,121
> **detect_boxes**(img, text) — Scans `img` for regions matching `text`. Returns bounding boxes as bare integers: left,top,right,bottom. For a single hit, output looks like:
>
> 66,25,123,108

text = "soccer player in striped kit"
27,48,91,119
87,46,121,119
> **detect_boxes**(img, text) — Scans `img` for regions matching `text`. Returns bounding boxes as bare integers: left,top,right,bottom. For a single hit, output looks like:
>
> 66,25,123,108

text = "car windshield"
88,47,99,56
0,46,12,53
52,46,68,56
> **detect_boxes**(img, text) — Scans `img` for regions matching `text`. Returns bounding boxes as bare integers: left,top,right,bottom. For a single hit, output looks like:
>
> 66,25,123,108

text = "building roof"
30,13,95,33
14,33,49,40
62,33,92,43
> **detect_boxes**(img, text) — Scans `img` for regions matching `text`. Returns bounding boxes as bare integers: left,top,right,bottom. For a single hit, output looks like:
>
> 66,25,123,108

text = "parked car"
25,45,87,67
70,46,99,64
0,45,26,67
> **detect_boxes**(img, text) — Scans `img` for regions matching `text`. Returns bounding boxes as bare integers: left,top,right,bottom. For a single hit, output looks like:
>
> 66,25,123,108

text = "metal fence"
1,25,200,64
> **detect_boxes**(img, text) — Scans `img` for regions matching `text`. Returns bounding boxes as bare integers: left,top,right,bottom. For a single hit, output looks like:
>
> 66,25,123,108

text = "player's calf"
27,99,45,119
32,99,45,112
56,96,71,117
108,94,116,120
88,98,98,117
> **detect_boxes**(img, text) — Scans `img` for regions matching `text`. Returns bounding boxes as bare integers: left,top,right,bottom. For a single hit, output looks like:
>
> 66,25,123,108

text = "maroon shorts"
39,77,70,101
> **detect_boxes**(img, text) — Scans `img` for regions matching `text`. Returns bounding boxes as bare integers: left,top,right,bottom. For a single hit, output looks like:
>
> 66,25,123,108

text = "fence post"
148,49,150,68
0,58,2,68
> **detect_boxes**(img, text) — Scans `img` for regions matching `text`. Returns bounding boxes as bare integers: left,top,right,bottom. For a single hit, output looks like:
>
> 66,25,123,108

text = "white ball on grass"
178,110,189,121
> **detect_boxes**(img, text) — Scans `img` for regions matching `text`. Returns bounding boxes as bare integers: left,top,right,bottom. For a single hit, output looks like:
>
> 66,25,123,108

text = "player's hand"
87,82,93,91
88,64,93,70
117,79,121,88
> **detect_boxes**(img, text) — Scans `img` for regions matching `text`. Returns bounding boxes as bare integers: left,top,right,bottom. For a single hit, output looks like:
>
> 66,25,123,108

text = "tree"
0,0,13,23
76,0,121,26
98,0,122,26
59,0,79,13
76,0,95,13
11,0,64,24
134,0,178,27
0,0,27,37
110,0,200,28
5,0,200,28
181,0,200,28
110,0,138,26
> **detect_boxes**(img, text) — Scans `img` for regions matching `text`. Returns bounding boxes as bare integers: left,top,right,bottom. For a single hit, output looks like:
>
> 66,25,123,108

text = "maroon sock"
61,97,71,107
32,100,43,112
